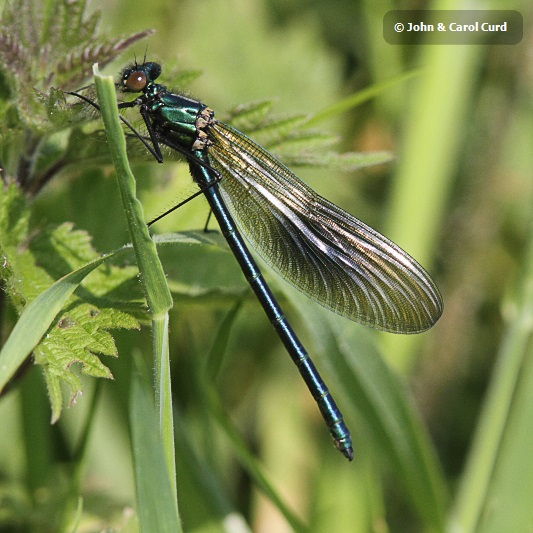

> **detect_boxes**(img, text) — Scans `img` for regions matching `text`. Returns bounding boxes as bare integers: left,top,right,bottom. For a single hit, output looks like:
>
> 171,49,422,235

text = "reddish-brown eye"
124,71,147,92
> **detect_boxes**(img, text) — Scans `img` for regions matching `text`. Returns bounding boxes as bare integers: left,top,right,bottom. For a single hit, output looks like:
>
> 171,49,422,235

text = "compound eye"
124,71,147,92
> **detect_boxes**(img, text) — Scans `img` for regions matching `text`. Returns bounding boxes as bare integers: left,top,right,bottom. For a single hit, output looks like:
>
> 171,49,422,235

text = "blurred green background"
1,0,532,531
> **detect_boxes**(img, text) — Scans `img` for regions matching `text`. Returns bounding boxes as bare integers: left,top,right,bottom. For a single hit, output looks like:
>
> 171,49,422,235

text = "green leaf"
0,246,121,395
268,128,340,152
35,298,139,422
223,98,392,172
130,354,181,532
0,0,153,94
236,113,310,149
0,0,154,192
0,183,142,420
275,149,394,171
154,231,246,303
224,100,276,132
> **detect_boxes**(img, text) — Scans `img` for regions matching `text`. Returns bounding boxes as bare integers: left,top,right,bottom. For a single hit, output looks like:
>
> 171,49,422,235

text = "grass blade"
92,65,172,318
449,228,533,532
201,381,309,533
93,65,177,502
130,353,181,532
305,70,419,127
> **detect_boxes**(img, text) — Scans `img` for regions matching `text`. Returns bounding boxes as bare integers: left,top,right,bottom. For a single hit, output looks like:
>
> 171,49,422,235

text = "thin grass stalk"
93,66,176,500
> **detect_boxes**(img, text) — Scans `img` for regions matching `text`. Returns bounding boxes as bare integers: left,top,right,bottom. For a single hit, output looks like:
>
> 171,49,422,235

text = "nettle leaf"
35,299,140,422
224,100,276,132
0,0,153,192
276,149,395,171
223,99,392,171
231,109,310,149
0,183,144,421
0,0,153,96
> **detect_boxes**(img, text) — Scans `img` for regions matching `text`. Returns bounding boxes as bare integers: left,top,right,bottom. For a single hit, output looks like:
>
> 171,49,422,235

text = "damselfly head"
121,61,162,92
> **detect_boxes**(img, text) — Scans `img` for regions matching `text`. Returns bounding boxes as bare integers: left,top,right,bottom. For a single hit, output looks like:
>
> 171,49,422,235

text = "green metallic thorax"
145,82,208,151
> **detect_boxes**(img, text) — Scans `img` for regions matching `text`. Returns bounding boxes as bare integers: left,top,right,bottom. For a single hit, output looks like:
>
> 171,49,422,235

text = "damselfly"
71,61,443,460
